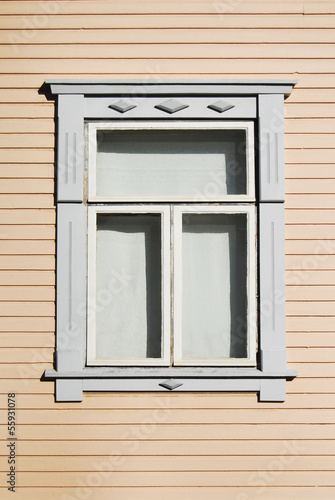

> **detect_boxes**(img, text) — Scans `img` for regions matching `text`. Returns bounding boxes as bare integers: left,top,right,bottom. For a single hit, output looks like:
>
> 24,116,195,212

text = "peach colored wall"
0,1,334,498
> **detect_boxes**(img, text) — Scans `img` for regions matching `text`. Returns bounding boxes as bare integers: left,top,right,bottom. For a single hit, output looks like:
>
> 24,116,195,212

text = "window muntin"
88,121,255,203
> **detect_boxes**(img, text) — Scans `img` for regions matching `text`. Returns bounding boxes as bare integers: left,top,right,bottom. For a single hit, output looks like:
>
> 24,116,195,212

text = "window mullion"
172,205,183,366
162,205,172,366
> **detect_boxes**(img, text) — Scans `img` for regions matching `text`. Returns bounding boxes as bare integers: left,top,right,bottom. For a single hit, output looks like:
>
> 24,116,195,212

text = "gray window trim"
43,79,297,402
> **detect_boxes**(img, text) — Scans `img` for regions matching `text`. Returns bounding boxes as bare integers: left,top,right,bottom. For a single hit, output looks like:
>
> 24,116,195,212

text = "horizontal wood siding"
0,0,334,498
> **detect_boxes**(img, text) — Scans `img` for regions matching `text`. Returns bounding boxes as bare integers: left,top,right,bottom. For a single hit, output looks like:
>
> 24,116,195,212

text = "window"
43,80,297,402
86,121,256,368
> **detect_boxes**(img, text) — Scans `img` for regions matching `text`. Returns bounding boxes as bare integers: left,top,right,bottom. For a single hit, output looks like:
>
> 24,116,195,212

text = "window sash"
87,204,256,367
87,121,255,203
173,205,257,366
87,205,171,366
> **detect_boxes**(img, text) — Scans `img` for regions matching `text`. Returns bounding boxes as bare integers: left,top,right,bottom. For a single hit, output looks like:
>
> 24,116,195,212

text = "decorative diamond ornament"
155,99,189,114
208,100,235,113
108,99,136,113
159,380,183,391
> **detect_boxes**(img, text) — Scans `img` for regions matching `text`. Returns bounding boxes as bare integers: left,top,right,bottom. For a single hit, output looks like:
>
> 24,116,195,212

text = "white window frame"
86,121,256,368
173,204,256,366
87,121,255,203
87,205,171,366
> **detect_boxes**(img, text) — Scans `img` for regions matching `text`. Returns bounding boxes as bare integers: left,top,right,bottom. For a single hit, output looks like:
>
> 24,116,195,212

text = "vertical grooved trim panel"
56,203,86,374
57,94,84,202
259,203,287,373
258,94,285,202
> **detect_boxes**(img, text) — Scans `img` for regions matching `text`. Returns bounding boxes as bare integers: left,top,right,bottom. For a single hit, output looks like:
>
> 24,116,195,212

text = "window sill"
43,367,298,403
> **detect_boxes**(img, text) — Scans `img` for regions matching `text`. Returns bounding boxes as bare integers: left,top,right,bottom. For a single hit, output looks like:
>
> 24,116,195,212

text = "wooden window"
86,122,256,368
43,79,297,402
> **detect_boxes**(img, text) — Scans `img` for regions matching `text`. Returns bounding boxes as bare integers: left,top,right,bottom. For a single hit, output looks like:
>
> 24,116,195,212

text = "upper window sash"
87,121,255,203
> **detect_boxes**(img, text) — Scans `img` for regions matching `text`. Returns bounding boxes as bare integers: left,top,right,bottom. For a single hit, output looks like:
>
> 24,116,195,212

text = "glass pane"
95,213,162,361
95,129,247,199
181,213,248,360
